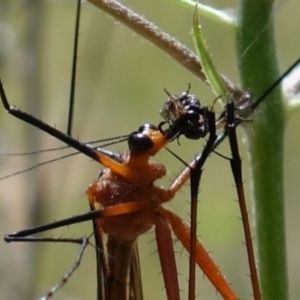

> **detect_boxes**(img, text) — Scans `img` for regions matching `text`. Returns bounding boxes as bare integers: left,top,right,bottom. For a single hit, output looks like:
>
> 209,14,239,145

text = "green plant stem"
236,1,288,299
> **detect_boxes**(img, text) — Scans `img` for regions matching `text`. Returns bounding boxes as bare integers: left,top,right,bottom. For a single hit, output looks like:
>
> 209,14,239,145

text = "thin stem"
87,0,243,101
236,1,288,299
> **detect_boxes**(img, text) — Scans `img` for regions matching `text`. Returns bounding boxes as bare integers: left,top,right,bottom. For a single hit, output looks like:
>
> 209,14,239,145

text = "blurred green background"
0,0,299,299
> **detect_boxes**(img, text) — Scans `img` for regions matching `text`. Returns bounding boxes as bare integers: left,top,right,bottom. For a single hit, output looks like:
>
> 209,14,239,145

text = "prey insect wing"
88,150,144,300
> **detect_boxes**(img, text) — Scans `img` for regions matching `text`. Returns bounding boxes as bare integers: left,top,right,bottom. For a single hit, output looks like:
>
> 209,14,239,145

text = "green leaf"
192,5,229,103
171,0,237,27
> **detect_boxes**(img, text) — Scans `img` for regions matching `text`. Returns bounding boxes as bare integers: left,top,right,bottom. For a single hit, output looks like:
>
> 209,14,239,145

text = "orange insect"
0,80,239,299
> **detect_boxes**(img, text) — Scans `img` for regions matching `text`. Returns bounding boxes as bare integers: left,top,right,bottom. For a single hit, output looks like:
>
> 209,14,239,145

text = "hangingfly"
0,1,299,300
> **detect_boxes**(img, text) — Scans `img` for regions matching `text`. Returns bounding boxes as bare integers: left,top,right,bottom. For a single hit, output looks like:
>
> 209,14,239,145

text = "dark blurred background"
0,0,299,299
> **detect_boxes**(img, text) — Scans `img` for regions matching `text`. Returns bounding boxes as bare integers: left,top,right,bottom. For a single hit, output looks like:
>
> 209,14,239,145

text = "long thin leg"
0,81,146,185
188,108,217,300
226,101,261,300
6,235,90,300
155,213,180,300
41,237,89,300
67,0,81,136
4,210,104,240
4,199,162,240
5,199,156,300
1,87,165,188
158,206,238,300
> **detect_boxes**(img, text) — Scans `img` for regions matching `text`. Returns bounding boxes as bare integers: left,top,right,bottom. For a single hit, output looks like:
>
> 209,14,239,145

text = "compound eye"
128,132,154,152
189,97,201,107
179,94,201,108
137,123,157,133
178,92,190,103
185,96,201,107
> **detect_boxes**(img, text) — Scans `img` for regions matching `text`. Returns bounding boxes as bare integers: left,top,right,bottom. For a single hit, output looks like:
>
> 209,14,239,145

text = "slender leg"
5,234,90,300
188,108,217,300
155,213,180,300
41,238,89,300
226,101,261,300
158,206,238,300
